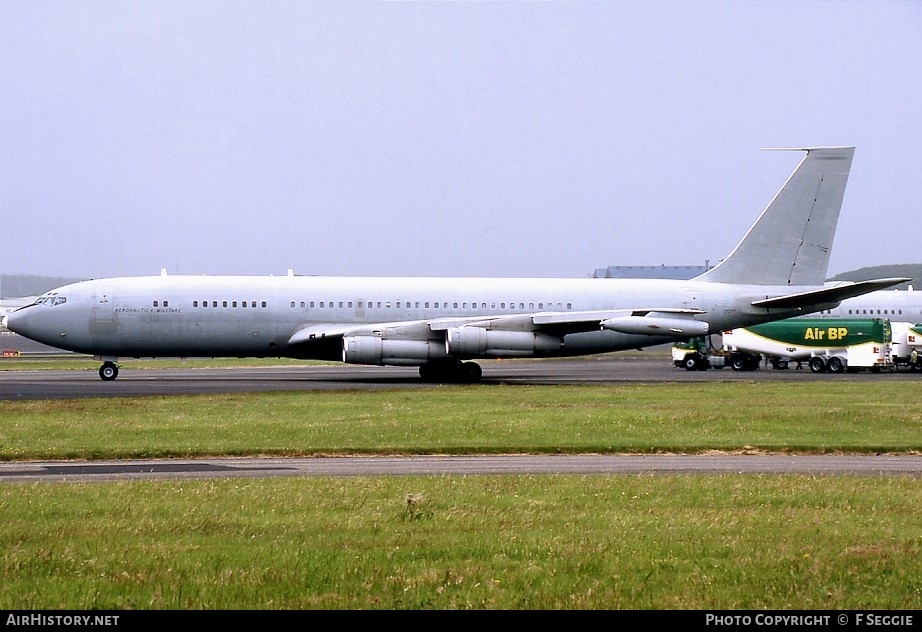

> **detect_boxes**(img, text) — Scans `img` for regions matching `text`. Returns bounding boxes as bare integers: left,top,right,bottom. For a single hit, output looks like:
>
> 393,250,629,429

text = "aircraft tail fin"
694,147,855,286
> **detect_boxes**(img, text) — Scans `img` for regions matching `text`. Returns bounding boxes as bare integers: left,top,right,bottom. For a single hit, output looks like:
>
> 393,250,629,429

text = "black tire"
730,356,747,371
99,362,119,381
771,359,789,370
683,356,699,371
827,357,845,373
461,361,483,382
418,363,443,382
809,357,826,373
420,360,481,383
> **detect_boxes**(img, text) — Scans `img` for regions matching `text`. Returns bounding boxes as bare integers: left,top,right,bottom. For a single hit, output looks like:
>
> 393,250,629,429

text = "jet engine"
444,327,561,357
342,336,449,365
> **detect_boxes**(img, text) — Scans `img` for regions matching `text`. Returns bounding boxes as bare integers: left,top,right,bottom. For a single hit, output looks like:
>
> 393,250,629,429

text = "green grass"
2,475,920,609
1,370,921,609
1,382,921,460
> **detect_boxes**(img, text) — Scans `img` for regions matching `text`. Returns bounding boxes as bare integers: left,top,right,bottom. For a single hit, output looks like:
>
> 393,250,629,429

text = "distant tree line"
826,264,922,290
1,275,87,298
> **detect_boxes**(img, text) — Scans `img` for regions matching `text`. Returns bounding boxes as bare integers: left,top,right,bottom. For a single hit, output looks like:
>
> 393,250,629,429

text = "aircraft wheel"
419,363,443,382
420,360,477,383
809,357,826,373
827,357,845,373
99,362,119,381
461,362,483,382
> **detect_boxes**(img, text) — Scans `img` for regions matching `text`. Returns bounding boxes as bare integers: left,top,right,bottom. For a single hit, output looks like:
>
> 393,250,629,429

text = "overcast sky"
2,1,920,282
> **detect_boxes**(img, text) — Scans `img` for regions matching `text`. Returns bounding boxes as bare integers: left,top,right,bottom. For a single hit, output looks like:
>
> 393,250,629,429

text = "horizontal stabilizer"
751,277,911,310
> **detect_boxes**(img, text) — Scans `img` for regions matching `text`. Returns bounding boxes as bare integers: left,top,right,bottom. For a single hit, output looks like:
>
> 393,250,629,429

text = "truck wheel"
809,357,826,373
730,356,747,371
771,359,789,370
683,356,701,371
827,357,845,373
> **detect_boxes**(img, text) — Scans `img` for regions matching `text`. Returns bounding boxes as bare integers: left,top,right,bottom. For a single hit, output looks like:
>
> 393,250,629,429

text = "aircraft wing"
530,308,709,336
286,276,910,353
751,277,911,310
287,307,712,351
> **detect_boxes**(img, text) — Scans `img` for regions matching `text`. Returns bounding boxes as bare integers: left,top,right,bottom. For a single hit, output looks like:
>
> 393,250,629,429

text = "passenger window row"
288,300,574,310
187,300,267,308
845,308,903,315
151,299,575,311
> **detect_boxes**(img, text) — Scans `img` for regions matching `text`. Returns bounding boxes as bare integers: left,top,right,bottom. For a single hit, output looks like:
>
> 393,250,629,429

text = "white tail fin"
695,147,855,286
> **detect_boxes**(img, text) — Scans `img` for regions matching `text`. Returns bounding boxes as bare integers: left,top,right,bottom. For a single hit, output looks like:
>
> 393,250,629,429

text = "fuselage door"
91,285,115,329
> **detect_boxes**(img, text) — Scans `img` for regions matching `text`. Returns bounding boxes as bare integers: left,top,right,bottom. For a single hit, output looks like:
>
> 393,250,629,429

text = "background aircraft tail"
695,146,855,286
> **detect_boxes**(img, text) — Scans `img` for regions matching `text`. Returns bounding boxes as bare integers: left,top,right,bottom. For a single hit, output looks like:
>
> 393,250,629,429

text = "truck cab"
672,335,761,371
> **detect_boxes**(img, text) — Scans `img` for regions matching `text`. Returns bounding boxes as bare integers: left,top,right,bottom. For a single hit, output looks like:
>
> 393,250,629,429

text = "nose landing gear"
99,361,120,381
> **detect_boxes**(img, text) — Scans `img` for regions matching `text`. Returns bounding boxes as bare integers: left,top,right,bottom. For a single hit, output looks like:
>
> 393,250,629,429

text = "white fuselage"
808,288,922,322
5,274,812,363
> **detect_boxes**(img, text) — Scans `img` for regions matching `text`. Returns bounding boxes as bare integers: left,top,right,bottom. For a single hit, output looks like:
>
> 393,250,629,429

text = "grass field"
1,363,920,609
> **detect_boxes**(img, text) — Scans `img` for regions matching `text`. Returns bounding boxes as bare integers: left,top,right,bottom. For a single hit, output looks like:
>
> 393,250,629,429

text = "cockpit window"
35,294,66,306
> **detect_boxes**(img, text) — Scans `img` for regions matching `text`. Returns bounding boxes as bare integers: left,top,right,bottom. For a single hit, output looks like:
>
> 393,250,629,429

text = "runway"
2,454,921,484
3,355,921,401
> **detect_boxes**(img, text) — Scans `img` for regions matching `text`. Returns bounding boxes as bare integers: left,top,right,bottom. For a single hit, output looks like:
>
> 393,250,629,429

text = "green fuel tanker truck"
721,318,891,373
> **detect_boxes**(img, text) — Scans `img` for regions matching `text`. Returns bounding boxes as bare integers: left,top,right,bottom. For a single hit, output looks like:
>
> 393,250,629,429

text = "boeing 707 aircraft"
3,146,909,381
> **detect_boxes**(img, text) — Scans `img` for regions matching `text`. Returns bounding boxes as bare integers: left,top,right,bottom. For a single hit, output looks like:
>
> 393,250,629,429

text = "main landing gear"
99,361,120,381
418,360,483,383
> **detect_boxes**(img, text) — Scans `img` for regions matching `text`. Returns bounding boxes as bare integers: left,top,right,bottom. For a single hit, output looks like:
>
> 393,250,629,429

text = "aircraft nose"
2,310,18,333
2,304,53,343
